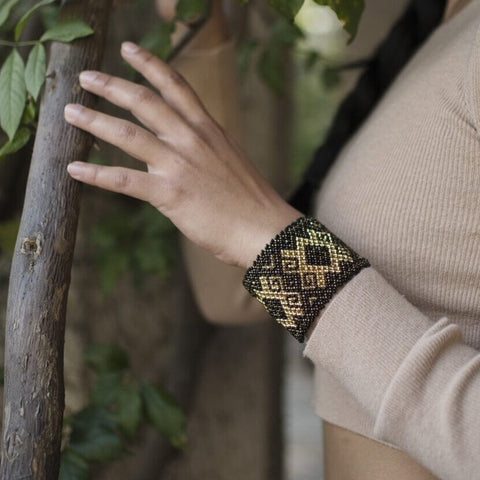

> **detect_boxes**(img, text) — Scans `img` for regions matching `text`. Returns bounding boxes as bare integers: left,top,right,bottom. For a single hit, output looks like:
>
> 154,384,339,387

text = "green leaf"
14,0,55,42
257,47,284,96
25,43,46,101
141,382,186,449
40,19,93,43
313,0,365,41
91,371,123,406
69,407,126,463
322,65,340,88
140,22,175,61
114,385,142,439
304,50,319,71
40,4,60,30
84,344,129,374
267,0,303,20
0,0,20,28
21,97,37,125
0,127,30,161
254,19,302,95
0,219,20,255
0,49,26,141
59,449,89,480
270,19,303,47
236,39,259,77
175,0,208,22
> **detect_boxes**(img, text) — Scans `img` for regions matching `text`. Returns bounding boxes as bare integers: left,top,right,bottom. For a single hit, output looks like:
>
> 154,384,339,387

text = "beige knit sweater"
305,1,480,478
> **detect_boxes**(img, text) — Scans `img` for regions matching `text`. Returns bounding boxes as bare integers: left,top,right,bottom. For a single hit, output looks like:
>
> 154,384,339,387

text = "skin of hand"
64,42,301,270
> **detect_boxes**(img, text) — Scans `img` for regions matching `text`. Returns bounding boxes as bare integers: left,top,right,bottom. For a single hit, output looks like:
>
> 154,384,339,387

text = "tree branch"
0,1,113,478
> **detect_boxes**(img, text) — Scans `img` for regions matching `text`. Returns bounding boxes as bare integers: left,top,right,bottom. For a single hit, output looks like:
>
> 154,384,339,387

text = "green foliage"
89,203,177,293
141,382,187,449
114,385,142,439
236,38,259,77
84,344,129,374
313,0,364,41
59,449,89,480
0,218,19,255
0,127,30,162
0,0,20,28
304,50,319,71
322,65,340,88
0,49,26,140
69,406,127,463
176,0,208,22
40,19,93,43
0,2,94,159
91,371,123,407
140,21,175,61
268,0,304,21
14,0,55,41
59,344,187,479
25,43,46,100
256,19,303,95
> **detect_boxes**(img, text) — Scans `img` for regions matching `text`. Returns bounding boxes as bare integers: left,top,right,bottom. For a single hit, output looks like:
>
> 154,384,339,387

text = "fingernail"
79,71,98,85
67,162,86,177
121,42,140,55
64,104,82,122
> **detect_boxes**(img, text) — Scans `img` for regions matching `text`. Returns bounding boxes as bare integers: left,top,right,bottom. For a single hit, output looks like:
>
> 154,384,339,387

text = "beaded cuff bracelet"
243,217,370,342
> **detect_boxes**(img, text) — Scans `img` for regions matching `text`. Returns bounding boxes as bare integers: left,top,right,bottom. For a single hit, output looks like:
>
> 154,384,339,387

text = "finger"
64,104,166,168
120,42,208,125
67,162,156,202
78,71,190,140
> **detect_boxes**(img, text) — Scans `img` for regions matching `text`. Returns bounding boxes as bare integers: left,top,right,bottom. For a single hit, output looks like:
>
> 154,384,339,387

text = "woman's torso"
314,1,480,477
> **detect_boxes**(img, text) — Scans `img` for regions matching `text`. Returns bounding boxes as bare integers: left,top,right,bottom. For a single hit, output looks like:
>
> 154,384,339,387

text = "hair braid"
290,0,447,214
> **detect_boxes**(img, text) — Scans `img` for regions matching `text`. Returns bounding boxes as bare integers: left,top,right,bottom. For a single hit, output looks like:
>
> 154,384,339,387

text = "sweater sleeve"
304,267,480,480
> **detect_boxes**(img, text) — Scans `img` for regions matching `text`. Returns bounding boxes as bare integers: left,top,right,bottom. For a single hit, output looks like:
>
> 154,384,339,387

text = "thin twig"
0,40,39,47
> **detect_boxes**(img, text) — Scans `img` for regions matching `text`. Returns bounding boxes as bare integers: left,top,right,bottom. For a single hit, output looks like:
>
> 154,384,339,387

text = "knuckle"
197,117,218,137
134,86,155,106
81,108,95,127
167,70,187,88
87,165,100,183
118,122,137,143
142,50,156,66
161,178,182,208
182,132,200,153
101,74,114,92
185,131,208,154
113,170,131,190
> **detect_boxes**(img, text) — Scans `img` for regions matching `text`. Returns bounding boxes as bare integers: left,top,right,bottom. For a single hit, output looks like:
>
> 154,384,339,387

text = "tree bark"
0,1,112,478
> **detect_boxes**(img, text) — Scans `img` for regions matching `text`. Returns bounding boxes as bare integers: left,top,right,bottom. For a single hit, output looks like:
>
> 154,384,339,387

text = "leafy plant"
0,0,93,160
314,0,364,40
59,344,187,480
89,202,178,293
0,218,20,255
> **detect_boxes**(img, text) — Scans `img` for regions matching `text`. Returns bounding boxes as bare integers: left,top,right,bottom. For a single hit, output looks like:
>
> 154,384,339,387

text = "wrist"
242,205,303,269
242,217,370,342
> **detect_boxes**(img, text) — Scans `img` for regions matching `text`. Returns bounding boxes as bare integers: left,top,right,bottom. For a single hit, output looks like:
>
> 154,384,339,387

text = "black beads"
243,217,370,342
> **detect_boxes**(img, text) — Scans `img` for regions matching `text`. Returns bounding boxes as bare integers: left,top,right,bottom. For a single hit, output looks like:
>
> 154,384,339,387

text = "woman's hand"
64,42,301,269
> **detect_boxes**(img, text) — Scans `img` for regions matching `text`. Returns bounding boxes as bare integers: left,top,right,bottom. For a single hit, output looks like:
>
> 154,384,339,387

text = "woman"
63,0,480,478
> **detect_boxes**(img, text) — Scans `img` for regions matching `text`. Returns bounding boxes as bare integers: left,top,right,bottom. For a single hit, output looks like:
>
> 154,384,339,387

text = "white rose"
294,0,343,36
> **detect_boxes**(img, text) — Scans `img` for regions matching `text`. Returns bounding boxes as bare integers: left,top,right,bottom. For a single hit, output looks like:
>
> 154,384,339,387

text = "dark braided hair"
290,0,447,214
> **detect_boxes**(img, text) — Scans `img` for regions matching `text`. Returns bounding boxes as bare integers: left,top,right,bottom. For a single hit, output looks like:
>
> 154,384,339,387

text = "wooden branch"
0,1,113,478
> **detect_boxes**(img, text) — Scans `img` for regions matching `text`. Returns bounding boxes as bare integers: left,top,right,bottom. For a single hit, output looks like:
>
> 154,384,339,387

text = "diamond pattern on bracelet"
243,217,370,342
